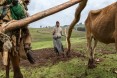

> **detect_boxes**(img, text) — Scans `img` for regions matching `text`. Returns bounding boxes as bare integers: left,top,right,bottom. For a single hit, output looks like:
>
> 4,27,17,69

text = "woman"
53,21,64,56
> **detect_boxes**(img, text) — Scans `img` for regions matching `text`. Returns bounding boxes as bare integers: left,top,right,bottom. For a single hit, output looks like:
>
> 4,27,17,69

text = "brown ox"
85,2,117,68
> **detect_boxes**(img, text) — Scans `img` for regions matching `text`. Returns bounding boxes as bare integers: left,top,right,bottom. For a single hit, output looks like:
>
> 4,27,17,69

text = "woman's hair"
56,21,59,24
24,0,30,4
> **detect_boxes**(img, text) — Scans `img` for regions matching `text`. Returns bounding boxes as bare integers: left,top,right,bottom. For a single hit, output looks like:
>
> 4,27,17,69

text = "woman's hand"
53,29,56,35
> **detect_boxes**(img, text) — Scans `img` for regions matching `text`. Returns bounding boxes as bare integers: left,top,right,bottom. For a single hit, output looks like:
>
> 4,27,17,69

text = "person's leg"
56,38,65,57
53,38,59,55
57,38,64,52
54,47,59,56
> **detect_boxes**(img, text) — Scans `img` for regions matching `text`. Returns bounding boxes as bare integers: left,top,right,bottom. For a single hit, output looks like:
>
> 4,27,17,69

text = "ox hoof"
88,59,96,69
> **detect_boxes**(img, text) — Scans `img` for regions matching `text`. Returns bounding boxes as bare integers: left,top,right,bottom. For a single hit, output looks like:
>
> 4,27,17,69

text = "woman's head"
56,21,60,27
24,0,30,5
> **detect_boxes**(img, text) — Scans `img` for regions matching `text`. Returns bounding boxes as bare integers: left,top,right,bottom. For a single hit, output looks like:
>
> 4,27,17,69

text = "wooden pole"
2,0,82,33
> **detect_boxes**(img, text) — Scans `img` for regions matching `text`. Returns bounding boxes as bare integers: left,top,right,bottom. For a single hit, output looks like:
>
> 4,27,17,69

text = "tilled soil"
0,48,85,69
20,48,85,67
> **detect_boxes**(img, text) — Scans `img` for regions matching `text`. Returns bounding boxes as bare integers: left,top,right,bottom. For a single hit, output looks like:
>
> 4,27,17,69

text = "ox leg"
87,36,97,68
10,54,23,78
6,55,10,78
1,52,10,78
92,38,98,59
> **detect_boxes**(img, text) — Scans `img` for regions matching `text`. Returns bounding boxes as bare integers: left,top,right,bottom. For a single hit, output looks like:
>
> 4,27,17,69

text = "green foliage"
77,27,86,31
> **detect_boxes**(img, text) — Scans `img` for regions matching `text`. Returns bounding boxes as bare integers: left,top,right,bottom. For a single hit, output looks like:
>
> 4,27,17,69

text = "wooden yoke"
0,0,82,33
66,0,88,55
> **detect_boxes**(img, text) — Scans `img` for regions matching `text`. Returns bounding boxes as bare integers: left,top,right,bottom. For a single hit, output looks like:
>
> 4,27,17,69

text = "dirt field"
0,48,85,69
21,48,85,67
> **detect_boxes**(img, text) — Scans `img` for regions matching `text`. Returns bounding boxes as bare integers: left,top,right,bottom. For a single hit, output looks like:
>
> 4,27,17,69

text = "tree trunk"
2,0,81,32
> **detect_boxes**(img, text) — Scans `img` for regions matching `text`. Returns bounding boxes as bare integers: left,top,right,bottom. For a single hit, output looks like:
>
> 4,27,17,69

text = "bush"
77,27,85,31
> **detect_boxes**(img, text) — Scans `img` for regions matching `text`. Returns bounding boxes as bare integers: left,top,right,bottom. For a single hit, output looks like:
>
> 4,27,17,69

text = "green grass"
1,28,117,78
31,37,86,50
21,58,87,78
30,28,86,50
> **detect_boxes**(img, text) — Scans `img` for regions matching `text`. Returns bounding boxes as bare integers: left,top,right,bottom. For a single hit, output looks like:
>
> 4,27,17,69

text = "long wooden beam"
2,0,82,32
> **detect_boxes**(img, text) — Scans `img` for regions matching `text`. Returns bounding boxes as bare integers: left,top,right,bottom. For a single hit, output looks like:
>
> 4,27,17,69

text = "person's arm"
61,28,64,36
53,28,55,35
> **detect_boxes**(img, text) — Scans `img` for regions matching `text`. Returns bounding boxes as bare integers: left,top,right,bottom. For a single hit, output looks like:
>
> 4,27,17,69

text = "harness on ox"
0,0,35,66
